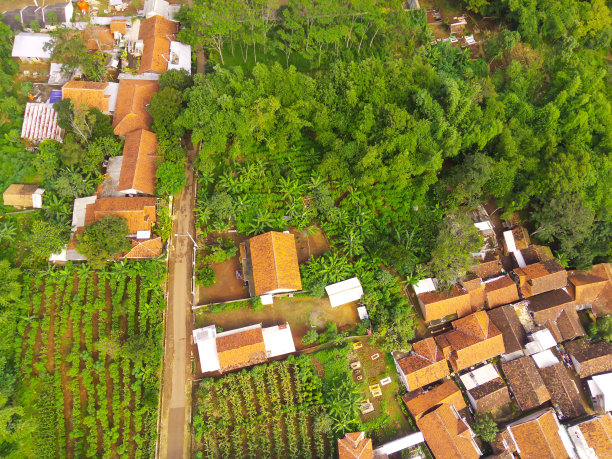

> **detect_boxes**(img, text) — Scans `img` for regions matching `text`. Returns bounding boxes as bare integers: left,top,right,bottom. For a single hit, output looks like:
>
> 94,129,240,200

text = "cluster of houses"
388,209,612,458
2,0,191,264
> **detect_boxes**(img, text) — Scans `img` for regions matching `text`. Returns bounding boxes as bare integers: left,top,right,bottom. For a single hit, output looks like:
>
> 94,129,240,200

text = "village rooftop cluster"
3,0,190,263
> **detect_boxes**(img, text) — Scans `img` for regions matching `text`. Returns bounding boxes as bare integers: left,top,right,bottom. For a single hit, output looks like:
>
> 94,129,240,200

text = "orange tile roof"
337,432,374,459
403,380,467,420
485,276,519,308
84,197,157,234
514,260,567,297
528,289,584,342
568,271,609,305
62,81,111,113
417,286,472,322
84,25,114,50
138,16,178,74
112,79,159,136
416,404,480,459
502,356,550,411
118,129,159,195
575,414,612,458
508,409,570,458
215,327,267,372
397,338,450,391
124,237,162,259
434,311,505,372
248,231,302,296
110,19,127,35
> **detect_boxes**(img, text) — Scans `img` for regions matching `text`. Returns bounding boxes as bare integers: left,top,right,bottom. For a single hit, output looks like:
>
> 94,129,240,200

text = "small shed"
3,184,44,208
325,277,363,308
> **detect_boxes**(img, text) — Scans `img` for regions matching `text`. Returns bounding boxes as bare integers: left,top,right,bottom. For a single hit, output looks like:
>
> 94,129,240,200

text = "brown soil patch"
291,227,331,263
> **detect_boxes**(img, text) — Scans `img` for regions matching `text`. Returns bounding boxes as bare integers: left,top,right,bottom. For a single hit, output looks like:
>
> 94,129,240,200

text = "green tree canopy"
77,216,132,268
472,413,498,442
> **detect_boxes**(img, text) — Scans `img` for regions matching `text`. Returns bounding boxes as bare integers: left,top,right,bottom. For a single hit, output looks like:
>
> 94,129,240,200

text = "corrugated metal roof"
20,102,63,142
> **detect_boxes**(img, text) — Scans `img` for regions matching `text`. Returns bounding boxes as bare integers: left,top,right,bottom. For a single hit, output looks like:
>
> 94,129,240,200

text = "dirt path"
158,141,197,459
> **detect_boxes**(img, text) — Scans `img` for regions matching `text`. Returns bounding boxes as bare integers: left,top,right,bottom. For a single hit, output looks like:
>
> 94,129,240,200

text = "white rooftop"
325,277,363,308
413,277,437,295
48,62,71,85
373,432,425,457
104,82,120,113
262,323,296,358
474,221,493,233
12,33,53,59
503,230,517,252
168,41,191,74
589,373,612,412
71,195,97,230
460,363,500,390
144,0,170,18
21,103,63,142
192,325,221,373
524,329,557,355
531,349,559,369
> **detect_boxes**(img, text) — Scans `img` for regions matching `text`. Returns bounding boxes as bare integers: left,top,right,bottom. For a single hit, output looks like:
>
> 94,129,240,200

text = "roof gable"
576,414,612,457
248,231,301,296
118,129,159,195
337,432,374,459
403,380,466,420
113,79,159,136
508,410,570,458
502,356,550,411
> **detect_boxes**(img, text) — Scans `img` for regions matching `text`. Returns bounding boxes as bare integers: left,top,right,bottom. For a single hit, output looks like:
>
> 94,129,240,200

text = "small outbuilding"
325,277,363,308
3,184,44,208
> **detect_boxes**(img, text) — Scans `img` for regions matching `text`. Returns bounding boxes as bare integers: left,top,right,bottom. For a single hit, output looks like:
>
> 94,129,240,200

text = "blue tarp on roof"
48,89,62,104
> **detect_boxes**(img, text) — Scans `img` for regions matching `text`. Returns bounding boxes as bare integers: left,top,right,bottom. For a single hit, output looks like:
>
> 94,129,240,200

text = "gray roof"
21,6,44,26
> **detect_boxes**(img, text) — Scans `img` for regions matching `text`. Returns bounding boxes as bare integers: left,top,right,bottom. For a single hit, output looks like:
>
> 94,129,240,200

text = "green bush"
195,263,216,287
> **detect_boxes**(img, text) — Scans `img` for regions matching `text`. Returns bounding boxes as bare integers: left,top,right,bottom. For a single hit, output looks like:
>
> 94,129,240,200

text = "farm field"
191,358,333,459
17,261,166,458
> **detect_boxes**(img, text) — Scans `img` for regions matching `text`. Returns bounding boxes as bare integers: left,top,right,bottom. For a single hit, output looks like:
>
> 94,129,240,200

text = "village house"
470,252,502,279
484,275,520,309
487,305,527,362
503,226,530,254
11,32,53,61
394,337,450,392
337,432,373,459
514,259,568,297
3,3,73,30
461,275,486,311
434,311,505,372
503,409,577,458
539,363,586,419
84,25,115,51
3,184,44,208
459,363,511,414
192,323,296,374
414,278,472,323
112,78,159,136
527,289,584,343
138,15,191,74
566,413,612,459
83,196,157,236
567,270,610,306
587,372,612,413
20,102,64,142
62,80,120,114
403,380,467,420
117,129,160,196
239,231,302,297
502,355,550,411
564,338,612,379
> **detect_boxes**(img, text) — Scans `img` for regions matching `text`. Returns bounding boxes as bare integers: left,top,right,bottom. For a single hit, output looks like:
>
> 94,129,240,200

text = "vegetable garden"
192,357,335,459
17,261,166,458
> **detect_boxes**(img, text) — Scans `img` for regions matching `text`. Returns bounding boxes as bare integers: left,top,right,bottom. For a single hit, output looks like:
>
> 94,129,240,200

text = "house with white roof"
325,277,363,308
11,32,53,61
192,323,296,374
524,328,557,356
587,372,612,413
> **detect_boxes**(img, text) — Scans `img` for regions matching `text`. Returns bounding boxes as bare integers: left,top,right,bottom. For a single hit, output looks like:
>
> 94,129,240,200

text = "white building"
587,372,612,412
11,33,53,61
524,328,557,355
325,277,363,308
167,41,192,74
193,323,296,374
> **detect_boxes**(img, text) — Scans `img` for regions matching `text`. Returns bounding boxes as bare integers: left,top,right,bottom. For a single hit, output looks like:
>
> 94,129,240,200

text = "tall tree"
77,216,132,268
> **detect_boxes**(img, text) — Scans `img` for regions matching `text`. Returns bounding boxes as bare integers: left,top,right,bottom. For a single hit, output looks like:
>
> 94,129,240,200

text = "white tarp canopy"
325,277,363,307
262,323,296,357
12,33,53,59
460,363,499,390
588,373,612,412
531,350,559,369
413,277,437,295
373,432,425,457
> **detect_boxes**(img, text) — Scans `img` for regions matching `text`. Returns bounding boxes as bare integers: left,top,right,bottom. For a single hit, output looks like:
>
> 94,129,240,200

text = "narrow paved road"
158,142,197,459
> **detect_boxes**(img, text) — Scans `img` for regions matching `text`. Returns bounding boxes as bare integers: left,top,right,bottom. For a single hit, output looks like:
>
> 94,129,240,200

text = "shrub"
195,263,216,287
301,329,319,345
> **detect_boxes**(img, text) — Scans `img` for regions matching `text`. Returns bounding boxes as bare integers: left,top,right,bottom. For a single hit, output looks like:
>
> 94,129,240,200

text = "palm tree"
0,221,16,243
555,252,570,268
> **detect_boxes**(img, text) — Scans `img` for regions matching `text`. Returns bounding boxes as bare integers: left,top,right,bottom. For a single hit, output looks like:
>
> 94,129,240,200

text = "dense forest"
176,0,611,350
